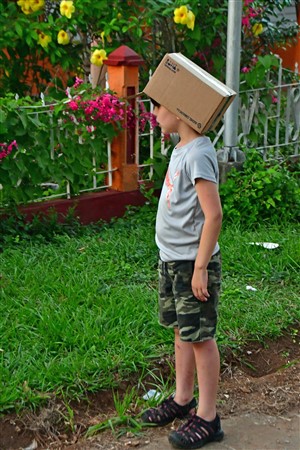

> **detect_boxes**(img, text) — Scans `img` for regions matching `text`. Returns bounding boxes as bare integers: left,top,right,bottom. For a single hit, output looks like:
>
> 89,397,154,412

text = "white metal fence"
8,60,300,203
239,63,300,160
216,61,300,160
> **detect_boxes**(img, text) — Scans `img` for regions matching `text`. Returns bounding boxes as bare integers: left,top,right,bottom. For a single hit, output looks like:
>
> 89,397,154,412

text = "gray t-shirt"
156,136,220,262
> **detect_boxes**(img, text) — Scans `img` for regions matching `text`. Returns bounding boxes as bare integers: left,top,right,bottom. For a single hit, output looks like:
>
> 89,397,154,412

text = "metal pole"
223,0,243,161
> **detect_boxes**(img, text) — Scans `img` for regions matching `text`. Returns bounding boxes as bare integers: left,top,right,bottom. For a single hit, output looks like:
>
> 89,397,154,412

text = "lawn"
0,204,299,413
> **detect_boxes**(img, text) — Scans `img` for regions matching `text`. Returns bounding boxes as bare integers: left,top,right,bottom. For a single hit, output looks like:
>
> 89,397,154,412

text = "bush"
220,149,300,226
0,84,138,207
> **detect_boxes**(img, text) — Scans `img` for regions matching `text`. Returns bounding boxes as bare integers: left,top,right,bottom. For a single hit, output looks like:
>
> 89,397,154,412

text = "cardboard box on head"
143,53,236,134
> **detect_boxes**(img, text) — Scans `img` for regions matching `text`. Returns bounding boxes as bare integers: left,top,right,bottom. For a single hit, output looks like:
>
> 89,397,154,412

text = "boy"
141,99,224,450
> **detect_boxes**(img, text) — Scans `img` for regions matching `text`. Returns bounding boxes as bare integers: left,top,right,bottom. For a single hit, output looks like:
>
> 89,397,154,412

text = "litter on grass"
143,389,161,401
249,242,279,249
23,440,38,450
246,286,257,292
246,285,258,291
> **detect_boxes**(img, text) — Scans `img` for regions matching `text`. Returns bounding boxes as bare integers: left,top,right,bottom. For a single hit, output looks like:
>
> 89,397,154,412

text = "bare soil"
1,325,299,450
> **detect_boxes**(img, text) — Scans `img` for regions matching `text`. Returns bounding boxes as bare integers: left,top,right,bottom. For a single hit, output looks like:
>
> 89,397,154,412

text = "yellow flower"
29,0,44,12
22,5,32,14
38,32,52,48
60,0,75,19
174,6,189,25
18,0,44,14
252,23,263,36
57,30,70,45
17,0,32,14
186,10,195,30
90,49,108,66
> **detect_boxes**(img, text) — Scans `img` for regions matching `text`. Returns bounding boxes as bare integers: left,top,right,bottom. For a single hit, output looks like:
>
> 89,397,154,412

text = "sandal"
168,414,224,449
141,395,197,427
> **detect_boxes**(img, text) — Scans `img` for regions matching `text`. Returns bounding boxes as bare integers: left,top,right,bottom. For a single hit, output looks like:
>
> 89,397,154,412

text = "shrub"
220,149,300,226
0,82,138,206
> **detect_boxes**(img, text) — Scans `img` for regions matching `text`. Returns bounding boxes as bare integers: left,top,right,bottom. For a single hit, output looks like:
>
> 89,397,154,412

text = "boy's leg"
168,254,224,447
140,260,197,426
168,339,223,448
173,328,195,406
141,328,197,426
193,338,220,421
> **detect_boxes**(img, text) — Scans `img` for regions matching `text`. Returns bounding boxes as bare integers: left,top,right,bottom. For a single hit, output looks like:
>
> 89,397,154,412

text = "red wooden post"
104,46,144,191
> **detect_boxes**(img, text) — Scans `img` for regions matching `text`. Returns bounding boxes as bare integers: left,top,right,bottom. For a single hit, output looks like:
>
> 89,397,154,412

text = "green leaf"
25,35,32,46
0,109,7,123
16,111,28,130
15,22,23,38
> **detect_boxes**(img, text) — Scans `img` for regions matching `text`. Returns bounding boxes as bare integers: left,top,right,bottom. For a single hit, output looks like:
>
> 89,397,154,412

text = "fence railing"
1,58,299,206
225,60,299,160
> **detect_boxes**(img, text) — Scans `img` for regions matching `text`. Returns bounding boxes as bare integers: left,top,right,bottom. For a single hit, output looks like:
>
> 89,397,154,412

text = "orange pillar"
104,46,144,191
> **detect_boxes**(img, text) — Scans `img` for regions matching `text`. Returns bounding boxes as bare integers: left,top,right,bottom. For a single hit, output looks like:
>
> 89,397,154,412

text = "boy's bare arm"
192,179,222,302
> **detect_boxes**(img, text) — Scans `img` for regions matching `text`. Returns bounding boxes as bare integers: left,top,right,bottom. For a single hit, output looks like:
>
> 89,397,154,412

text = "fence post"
104,45,144,191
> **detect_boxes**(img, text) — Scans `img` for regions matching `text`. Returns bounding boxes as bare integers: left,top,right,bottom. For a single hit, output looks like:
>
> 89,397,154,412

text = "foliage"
0,207,100,251
0,81,138,206
0,0,298,96
220,149,300,226
0,205,299,413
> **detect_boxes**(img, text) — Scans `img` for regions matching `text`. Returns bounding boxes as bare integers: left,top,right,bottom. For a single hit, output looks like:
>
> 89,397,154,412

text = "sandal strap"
169,414,224,448
141,395,196,426
178,415,216,438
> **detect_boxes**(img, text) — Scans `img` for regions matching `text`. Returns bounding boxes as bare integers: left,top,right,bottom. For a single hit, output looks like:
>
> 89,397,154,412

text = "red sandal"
141,395,197,427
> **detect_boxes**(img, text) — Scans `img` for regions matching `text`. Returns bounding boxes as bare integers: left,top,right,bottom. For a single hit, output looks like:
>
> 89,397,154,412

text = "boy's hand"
192,268,210,302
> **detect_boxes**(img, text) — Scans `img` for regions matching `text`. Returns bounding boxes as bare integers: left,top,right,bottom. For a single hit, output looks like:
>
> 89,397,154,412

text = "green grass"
0,205,299,413
219,224,300,349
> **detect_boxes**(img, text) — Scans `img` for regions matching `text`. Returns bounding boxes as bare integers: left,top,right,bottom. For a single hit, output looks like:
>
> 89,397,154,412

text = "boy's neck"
176,122,202,148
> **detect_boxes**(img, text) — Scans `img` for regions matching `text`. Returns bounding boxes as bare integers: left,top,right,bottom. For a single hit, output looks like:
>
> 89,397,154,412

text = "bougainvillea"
0,141,18,161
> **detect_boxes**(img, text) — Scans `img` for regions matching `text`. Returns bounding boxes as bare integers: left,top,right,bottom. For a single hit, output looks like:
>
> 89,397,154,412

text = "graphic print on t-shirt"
165,169,180,208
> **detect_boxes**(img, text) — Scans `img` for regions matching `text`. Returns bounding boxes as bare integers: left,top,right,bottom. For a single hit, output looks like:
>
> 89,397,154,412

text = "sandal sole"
169,429,224,449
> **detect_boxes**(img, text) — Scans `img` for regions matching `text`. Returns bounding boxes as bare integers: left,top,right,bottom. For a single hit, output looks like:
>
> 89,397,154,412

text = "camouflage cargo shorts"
158,251,221,343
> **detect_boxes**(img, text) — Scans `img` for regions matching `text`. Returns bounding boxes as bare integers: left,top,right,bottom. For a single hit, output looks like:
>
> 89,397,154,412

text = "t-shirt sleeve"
186,144,218,185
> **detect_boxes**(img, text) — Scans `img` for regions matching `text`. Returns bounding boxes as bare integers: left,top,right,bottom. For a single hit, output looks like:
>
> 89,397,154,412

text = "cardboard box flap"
169,53,236,97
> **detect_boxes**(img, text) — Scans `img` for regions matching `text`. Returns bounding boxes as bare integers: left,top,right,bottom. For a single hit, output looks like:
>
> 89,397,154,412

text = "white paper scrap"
246,285,257,292
249,242,279,249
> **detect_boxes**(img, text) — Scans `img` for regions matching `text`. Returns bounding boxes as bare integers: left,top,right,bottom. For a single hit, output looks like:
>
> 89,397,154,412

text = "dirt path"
63,362,300,450
1,328,299,450
134,411,300,450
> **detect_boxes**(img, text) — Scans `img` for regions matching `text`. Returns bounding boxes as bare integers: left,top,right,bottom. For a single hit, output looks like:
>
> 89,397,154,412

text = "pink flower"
241,66,251,73
272,96,278,103
69,100,79,111
139,111,158,132
0,140,18,160
63,91,138,131
248,7,259,18
84,105,94,116
86,125,96,133
242,16,250,28
73,77,84,89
